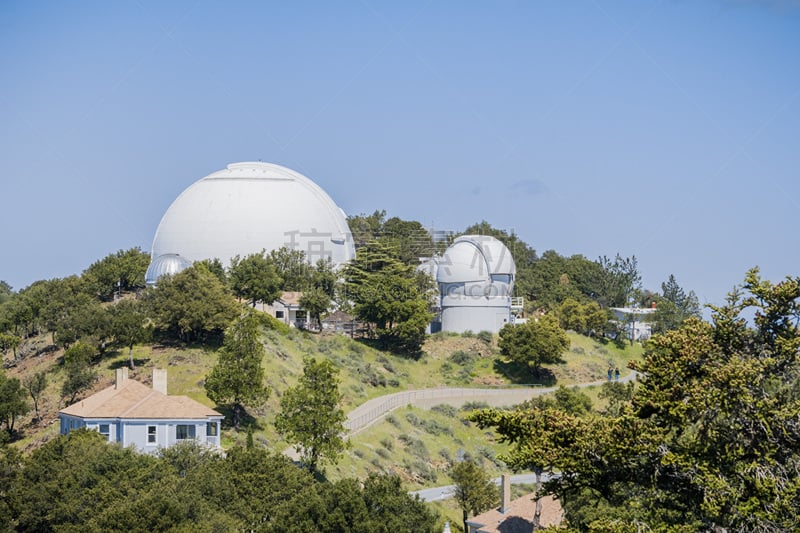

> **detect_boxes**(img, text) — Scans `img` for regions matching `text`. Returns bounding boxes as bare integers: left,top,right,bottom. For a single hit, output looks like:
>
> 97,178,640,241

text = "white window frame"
147,425,157,444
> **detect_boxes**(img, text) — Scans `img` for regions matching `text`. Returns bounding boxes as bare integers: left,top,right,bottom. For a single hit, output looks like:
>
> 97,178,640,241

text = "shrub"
376,447,391,459
477,330,493,344
431,404,458,417
380,437,394,451
421,419,453,437
448,350,478,366
460,401,490,412
405,412,421,427
385,414,400,428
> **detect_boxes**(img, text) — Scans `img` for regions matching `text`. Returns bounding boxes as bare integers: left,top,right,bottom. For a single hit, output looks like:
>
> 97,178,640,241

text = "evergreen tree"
204,310,270,429
473,269,800,531
451,459,499,533
275,357,347,473
343,240,433,353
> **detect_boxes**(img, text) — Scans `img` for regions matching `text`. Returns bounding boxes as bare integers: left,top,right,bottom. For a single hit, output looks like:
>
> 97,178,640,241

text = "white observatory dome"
147,162,354,282
436,235,516,333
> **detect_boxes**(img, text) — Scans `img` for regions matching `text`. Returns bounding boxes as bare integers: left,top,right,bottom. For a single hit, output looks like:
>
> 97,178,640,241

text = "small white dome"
145,254,192,285
436,235,516,283
149,162,354,275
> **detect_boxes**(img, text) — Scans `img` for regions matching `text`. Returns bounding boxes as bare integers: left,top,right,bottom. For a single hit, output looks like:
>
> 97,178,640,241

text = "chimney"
115,367,129,389
500,474,511,514
152,368,168,395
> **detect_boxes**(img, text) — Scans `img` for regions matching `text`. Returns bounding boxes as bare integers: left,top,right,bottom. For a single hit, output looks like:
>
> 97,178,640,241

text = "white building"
59,368,223,453
146,162,355,285
610,307,657,341
434,235,517,334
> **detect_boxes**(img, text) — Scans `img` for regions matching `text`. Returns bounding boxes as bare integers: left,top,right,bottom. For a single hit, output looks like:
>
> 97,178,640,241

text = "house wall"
58,415,223,453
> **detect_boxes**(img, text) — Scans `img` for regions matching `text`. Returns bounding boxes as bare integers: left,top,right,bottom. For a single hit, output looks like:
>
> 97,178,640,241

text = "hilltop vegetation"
0,214,717,531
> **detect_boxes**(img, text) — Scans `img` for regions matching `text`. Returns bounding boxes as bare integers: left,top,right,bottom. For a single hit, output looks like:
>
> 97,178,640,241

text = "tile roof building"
466,475,563,533
59,368,223,453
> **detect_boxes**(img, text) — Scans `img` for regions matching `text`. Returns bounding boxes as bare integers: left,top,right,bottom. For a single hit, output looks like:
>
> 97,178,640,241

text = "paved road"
345,370,638,436
411,473,556,502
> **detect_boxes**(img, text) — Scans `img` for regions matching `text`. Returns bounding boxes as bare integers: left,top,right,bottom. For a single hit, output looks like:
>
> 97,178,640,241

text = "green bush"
477,330,493,344
448,350,478,366
431,404,458,417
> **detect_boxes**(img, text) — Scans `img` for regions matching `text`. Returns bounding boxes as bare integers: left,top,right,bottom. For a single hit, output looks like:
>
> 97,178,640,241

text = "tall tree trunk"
463,508,469,533
129,345,135,370
532,468,543,530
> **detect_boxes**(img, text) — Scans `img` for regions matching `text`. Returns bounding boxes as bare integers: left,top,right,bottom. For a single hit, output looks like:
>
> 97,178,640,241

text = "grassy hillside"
5,321,643,490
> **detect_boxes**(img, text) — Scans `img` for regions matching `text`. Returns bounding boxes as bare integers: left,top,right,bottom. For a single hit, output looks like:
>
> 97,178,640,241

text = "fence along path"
344,370,637,436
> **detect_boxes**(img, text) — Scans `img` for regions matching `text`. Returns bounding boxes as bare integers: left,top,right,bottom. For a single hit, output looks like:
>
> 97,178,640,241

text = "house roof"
60,379,222,420
467,494,562,533
278,291,304,306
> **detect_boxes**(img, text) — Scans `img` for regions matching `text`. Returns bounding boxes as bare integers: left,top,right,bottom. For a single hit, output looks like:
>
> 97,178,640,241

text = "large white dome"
149,162,354,274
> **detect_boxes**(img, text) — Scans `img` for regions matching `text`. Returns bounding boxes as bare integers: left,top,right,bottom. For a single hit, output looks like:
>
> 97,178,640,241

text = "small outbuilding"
59,368,223,453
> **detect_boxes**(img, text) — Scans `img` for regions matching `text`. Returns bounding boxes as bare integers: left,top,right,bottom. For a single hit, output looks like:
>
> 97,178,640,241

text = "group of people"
607,366,620,381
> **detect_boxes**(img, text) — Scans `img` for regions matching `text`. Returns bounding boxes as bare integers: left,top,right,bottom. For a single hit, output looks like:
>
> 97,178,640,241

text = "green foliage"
109,298,152,369
474,269,800,531
343,240,433,353
498,315,569,373
22,372,46,421
0,370,28,434
275,356,348,473
146,264,239,342
0,333,21,360
450,459,499,533
229,250,283,306
652,274,701,333
299,287,331,330
61,341,97,405
204,310,270,428
82,247,150,300
266,247,311,292
522,385,593,417
526,250,603,309
596,254,642,308
348,210,437,265
557,297,609,336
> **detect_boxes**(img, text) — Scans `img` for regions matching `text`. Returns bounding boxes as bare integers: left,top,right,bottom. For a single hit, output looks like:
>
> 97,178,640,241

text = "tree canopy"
275,356,348,473
473,269,800,532
204,310,270,429
450,459,498,533
343,240,433,353
498,314,569,374
146,264,239,342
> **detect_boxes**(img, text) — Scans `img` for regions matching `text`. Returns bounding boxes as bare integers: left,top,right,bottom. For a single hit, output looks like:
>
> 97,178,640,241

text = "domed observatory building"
146,162,355,285
436,235,516,333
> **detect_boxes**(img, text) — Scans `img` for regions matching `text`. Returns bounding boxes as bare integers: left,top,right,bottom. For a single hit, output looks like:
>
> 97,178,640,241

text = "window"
98,424,110,441
176,424,196,440
275,310,284,319
206,422,218,437
147,425,157,444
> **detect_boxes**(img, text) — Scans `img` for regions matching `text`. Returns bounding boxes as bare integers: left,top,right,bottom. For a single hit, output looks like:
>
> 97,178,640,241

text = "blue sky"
1,0,798,311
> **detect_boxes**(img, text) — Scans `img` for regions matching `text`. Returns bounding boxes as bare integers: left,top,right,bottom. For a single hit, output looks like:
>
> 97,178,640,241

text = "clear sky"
1,0,798,310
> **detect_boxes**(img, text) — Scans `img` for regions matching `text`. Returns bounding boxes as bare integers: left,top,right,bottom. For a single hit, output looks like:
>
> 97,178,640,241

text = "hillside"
5,324,642,489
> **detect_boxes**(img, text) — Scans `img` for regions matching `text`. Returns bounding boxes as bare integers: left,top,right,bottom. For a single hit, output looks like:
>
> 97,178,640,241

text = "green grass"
8,323,645,467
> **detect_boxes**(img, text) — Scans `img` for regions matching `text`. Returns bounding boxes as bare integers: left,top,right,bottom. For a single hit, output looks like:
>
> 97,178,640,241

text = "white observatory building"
146,162,354,285
435,235,516,333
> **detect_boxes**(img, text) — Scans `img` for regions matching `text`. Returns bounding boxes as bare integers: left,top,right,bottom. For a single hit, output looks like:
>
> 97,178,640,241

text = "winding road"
345,370,638,436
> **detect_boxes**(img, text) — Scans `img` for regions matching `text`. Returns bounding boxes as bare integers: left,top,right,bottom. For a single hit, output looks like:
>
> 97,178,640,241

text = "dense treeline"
0,431,437,532
471,269,800,531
